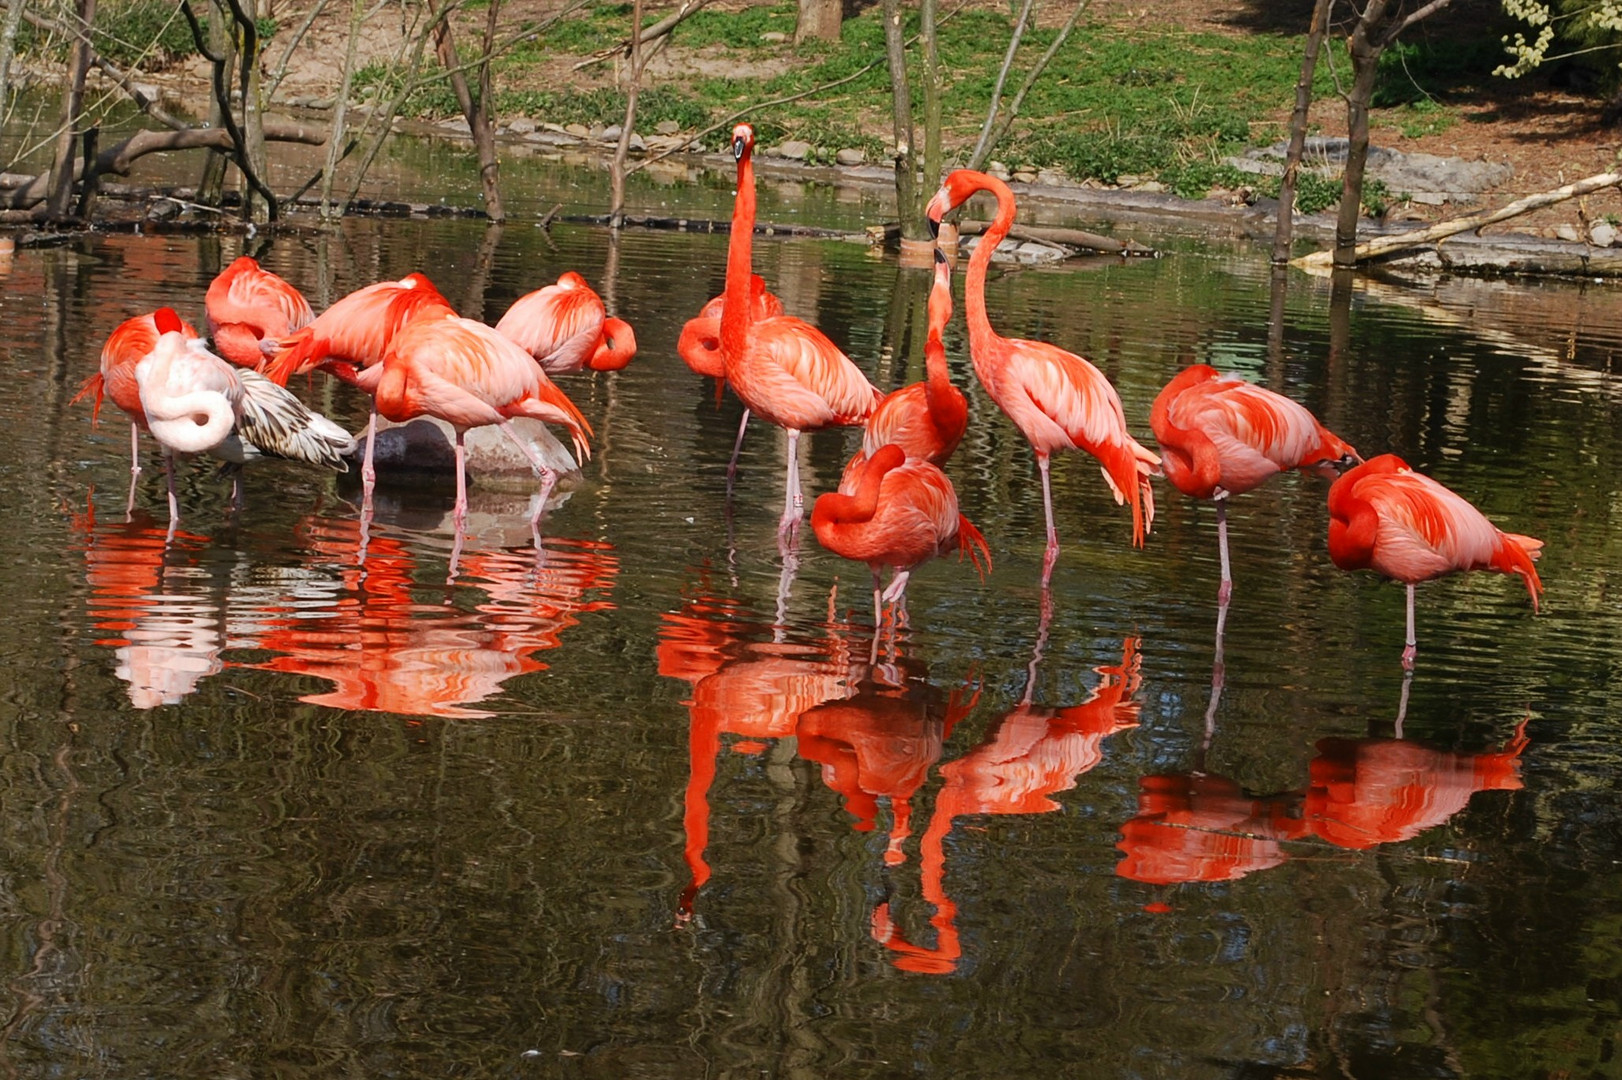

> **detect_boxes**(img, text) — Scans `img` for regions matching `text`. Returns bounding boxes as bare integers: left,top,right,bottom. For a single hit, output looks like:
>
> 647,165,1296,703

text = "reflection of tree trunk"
46,0,96,219
1266,266,1288,387
881,0,920,240
461,222,504,318
794,0,840,43
1273,0,1332,265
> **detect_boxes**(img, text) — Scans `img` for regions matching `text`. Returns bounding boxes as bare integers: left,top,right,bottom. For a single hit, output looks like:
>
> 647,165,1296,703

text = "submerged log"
955,217,1157,256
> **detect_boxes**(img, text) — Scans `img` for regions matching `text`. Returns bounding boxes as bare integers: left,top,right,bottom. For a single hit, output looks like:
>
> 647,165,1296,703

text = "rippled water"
2,177,1622,1078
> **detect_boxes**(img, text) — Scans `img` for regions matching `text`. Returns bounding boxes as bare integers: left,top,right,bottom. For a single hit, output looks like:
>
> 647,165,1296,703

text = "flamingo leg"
448,430,469,581
1037,452,1059,586
162,451,180,539
724,408,750,495
869,567,884,665
778,428,803,539
361,408,379,509
1402,582,1417,669
126,423,142,516
1203,591,1230,757
497,420,562,536
1215,496,1233,604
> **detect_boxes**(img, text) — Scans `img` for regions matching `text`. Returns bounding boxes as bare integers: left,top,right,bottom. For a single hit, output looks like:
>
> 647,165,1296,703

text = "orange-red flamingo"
342,312,593,565
73,309,202,511
679,273,783,487
1327,453,1544,667
1115,773,1308,889
860,246,968,466
264,272,456,494
1151,363,1360,602
494,270,637,374
926,169,1158,587
204,255,314,370
720,123,882,538
811,443,991,633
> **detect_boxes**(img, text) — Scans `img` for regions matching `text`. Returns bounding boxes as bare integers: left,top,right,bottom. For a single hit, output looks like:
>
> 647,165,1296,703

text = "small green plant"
1392,98,1457,139
93,0,198,68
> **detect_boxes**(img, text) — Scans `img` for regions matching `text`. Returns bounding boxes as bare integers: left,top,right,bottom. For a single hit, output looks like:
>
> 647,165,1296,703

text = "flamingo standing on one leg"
926,169,1159,587
205,255,315,370
129,308,356,527
1326,453,1544,668
1151,363,1360,603
811,444,990,638
342,312,593,570
679,273,782,488
494,270,638,374
719,123,882,540
859,245,969,466
73,310,202,512
263,272,457,496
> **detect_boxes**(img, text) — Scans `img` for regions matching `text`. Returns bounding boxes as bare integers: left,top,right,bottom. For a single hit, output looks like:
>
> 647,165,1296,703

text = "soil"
122,0,1622,242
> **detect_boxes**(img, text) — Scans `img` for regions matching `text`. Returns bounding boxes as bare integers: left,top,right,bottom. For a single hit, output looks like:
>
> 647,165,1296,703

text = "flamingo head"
153,307,186,336
731,124,754,161
557,271,588,290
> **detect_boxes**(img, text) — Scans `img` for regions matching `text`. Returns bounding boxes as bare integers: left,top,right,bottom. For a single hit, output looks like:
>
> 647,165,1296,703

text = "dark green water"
1,185,1620,1078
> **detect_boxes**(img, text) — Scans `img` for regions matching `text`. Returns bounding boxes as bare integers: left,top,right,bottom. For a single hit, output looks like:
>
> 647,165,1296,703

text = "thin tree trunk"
1334,0,1386,268
321,0,365,218
1273,0,1332,264
882,0,919,241
974,0,1087,169
609,0,643,226
0,0,28,117
794,0,841,44
918,0,941,200
340,2,439,212
433,1,503,220
966,0,1033,172
46,0,95,219
225,0,270,223
196,0,235,207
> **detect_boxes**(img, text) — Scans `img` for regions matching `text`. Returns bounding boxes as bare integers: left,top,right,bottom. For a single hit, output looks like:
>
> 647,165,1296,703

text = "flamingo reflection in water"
1115,775,1308,889
70,504,225,709
656,582,862,918
876,623,1142,973
248,516,617,719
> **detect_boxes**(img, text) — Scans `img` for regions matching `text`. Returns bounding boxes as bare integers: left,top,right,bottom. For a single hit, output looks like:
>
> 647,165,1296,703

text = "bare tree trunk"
965,0,1032,172
226,0,271,223
881,0,920,242
433,1,504,220
196,0,235,207
340,1,440,211
46,0,95,219
320,0,365,218
970,0,1086,171
1272,0,1332,264
609,0,643,226
794,0,841,44
918,0,941,200
0,0,28,117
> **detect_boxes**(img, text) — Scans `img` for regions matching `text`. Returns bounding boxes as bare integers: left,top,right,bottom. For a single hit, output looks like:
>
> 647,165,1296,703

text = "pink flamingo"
926,169,1159,586
204,255,315,370
679,273,783,486
1152,363,1360,602
860,245,969,466
73,309,202,510
125,308,355,525
494,270,637,374
1327,453,1544,667
342,312,593,564
720,123,882,538
811,443,991,634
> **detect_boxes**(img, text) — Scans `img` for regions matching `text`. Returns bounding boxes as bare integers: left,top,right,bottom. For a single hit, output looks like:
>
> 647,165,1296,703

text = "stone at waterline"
835,148,866,166
655,120,681,135
507,117,537,135
354,417,584,493
1591,222,1618,247
777,140,813,161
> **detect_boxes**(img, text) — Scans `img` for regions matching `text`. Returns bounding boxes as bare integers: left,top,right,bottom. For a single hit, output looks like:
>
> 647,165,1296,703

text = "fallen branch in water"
955,217,1157,256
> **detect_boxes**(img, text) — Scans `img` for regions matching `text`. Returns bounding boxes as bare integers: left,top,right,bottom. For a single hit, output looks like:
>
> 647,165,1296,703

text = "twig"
966,0,1034,171
973,0,1088,167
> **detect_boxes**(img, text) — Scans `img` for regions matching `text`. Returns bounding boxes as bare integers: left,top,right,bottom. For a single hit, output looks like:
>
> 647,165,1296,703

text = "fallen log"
955,218,1157,256
1293,170,1622,271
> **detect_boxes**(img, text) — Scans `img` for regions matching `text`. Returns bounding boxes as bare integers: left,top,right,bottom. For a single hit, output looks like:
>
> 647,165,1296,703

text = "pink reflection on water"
1115,774,1308,886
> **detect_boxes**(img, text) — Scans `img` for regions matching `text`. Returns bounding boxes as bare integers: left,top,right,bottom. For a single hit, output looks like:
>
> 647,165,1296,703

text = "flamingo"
811,443,991,633
678,273,782,486
341,312,593,564
204,255,315,370
1151,363,1361,602
719,123,883,538
127,308,356,525
494,270,638,374
926,169,1159,587
1327,453,1544,667
73,309,202,510
859,245,968,466
262,272,456,494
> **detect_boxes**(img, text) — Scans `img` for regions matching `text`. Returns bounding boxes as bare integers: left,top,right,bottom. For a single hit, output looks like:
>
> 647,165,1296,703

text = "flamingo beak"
925,189,949,232
732,135,746,161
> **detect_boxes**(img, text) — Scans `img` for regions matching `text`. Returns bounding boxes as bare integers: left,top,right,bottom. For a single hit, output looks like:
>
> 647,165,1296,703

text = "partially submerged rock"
355,417,583,492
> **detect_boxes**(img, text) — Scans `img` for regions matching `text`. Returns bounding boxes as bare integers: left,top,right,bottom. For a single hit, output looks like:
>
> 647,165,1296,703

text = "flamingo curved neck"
144,390,235,453
720,145,758,366
963,176,1016,356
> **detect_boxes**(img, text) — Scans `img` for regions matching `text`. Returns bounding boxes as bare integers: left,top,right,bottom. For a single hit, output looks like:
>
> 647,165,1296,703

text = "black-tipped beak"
1339,452,1363,471
732,136,746,161
926,215,940,239
933,246,948,266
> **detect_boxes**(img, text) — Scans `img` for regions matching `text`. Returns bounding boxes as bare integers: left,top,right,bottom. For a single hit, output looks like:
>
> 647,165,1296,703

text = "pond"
2,164,1621,1078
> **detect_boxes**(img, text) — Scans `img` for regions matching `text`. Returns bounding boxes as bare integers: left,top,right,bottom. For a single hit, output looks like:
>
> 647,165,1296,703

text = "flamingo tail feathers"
234,368,356,470
956,514,993,581
72,372,106,424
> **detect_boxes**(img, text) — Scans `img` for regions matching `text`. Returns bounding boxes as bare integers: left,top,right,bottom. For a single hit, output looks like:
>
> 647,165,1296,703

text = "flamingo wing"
746,316,881,428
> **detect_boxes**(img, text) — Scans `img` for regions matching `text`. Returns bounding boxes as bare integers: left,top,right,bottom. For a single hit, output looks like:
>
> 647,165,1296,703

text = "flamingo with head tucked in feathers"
1327,453,1544,668
720,123,883,539
205,255,314,370
494,270,637,374
1152,363,1360,602
860,245,968,466
926,169,1158,588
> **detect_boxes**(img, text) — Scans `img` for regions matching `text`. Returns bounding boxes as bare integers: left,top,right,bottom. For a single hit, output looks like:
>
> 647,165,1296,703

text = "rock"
357,417,582,486
628,132,646,152
439,116,472,135
1591,222,1618,247
760,30,788,42
777,139,813,161
1228,137,1512,200
565,123,590,138
588,124,607,140
1556,223,1583,243
1012,169,1038,184
1134,180,1168,193
601,124,622,142
1015,241,1067,264
987,162,1012,181
507,117,537,135
1036,168,1067,186
655,120,681,135
835,148,866,166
